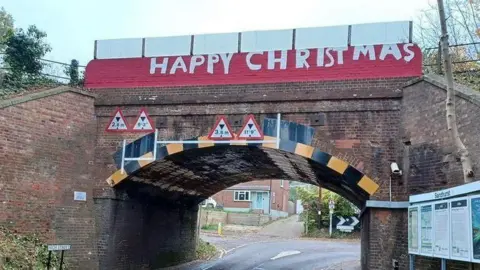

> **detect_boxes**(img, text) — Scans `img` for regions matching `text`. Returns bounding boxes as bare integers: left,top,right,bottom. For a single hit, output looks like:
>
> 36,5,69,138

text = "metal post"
329,210,333,237
120,139,126,174
47,251,52,270
153,129,158,160
276,113,281,149
306,209,309,235
409,254,415,270
59,250,65,270
441,259,446,270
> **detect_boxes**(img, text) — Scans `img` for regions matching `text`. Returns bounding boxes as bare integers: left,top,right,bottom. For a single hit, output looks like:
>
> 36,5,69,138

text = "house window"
234,191,250,201
280,180,284,187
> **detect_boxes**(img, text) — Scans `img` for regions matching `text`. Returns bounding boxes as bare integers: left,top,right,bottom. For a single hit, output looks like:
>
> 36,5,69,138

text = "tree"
65,59,79,86
437,0,475,183
4,25,51,77
0,7,14,52
417,0,480,91
296,185,358,233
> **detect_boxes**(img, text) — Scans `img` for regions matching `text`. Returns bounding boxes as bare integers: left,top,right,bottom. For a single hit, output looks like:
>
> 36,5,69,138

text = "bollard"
218,222,222,236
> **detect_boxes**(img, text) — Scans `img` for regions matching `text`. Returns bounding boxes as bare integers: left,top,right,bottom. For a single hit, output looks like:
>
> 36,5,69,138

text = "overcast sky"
2,0,434,66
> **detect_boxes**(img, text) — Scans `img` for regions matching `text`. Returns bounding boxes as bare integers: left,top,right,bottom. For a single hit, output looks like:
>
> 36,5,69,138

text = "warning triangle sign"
208,116,235,140
105,108,128,132
132,108,154,132
237,115,264,140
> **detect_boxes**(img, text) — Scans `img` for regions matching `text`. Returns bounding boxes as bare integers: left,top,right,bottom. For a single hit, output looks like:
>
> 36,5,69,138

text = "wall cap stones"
0,86,96,109
403,74,480,108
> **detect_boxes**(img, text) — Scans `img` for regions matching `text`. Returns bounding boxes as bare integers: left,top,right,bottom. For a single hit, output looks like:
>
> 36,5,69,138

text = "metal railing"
0,53,86,83
423,42,480,74
119,113,282,174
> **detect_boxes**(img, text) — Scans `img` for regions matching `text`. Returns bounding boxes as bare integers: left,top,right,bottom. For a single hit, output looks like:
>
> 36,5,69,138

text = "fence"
0,53,86,84
423,42,480,74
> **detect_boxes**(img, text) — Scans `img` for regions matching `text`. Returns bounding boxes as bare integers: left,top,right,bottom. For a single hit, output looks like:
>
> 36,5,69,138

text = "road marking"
225,244,247,254
270,250,301,260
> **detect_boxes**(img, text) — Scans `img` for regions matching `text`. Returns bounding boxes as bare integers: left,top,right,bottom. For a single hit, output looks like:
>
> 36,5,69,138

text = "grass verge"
302,228,361,240
196,239,217,260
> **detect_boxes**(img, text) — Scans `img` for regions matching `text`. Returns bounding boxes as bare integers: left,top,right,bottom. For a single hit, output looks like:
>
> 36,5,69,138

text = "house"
211,179,290,218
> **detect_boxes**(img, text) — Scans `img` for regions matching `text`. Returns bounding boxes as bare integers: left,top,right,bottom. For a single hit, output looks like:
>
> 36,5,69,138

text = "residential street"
195,238,360,270
170,215,360,270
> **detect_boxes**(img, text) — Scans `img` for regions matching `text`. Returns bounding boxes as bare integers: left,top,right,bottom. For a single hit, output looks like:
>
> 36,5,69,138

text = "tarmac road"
193,238,360,270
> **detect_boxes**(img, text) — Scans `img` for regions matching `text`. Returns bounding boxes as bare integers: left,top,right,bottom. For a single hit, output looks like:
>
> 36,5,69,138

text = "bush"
201,224,218,231
196,239,217,260
0,227,66,269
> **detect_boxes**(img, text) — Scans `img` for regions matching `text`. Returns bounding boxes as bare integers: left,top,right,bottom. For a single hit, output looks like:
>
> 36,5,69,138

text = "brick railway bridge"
1,22,480,270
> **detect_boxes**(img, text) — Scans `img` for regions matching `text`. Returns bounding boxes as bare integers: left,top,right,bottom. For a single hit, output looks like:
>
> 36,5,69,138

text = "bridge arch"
106,133,379,208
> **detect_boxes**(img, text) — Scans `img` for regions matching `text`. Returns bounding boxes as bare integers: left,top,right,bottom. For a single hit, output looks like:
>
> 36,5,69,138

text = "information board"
433,201,450,258
420,204,434,255
408,206,419,254
471,195,480,263
450,198,471,262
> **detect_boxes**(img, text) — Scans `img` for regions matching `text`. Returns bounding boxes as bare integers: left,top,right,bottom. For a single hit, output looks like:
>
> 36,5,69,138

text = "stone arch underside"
106,132,380,208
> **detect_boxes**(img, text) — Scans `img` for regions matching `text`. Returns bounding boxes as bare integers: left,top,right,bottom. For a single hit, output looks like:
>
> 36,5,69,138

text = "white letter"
150,57,168,74
189,55,205,73
333,47,348,64
325,49,335,67
353,45,376,60
170,56,187,74
296,49,310,69
219,53,233,74
317,48,324,67
268,50,287,70
207,54,220,74
380,44,401,60
403,43,415,62
246,52,263,70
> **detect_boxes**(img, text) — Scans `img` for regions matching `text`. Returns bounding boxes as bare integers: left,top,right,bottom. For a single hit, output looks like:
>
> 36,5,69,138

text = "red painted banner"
85,43,422,89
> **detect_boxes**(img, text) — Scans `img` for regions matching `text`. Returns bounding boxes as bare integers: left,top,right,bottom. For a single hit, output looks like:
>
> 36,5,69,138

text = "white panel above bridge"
96,38,143,59
295,25,349,49
144,36,192,57
350,21,410,45
193,32,239,55
240,29,293,52
93,21,413,59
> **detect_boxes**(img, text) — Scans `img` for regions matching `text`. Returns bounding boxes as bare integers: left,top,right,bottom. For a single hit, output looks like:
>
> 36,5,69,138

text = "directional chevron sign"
335,216,360,232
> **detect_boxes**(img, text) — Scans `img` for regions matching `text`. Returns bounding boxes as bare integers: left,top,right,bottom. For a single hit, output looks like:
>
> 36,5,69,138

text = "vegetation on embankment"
0,226,66,269
196,239,217,260
302,228,360,240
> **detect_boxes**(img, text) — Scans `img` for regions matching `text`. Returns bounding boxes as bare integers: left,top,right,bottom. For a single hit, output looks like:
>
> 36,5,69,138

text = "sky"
2,0,435,67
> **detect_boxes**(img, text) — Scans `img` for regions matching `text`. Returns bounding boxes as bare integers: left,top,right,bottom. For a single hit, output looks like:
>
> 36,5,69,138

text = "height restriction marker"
131,108,154,132
105,108,129,132
237,114,264,140
208,116,235,140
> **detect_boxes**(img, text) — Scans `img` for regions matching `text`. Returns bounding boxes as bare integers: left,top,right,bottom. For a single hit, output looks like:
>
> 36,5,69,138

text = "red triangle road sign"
208,116,235,140
237,114,264,140
131,108,155,132
105,108,129,132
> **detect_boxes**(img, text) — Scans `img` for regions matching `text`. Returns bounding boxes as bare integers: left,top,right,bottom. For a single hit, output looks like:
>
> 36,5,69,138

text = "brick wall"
401,75,480,269
94,187,198,269
0,88,97,269
91,77,410,269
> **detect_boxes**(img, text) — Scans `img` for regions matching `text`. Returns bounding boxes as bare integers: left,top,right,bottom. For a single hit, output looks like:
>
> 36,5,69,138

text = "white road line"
225,244,247,254
270,250,301,260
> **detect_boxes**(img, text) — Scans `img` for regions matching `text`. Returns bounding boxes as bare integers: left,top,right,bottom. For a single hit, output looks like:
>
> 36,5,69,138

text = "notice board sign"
471,195,480,263
433,201,450,258
450,198,472,262
420,204,434,256
408,206,420,254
